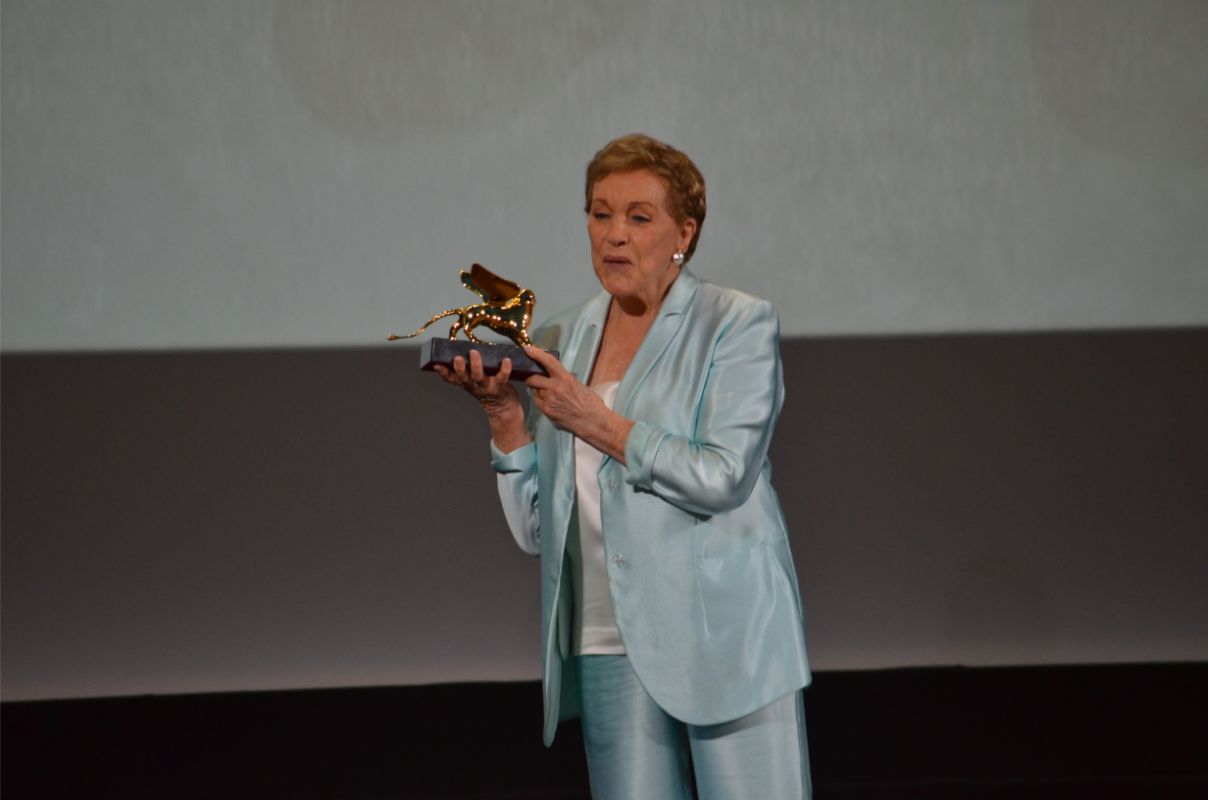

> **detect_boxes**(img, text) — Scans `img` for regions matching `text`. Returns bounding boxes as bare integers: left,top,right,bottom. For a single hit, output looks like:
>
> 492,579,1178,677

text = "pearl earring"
672,251,685,266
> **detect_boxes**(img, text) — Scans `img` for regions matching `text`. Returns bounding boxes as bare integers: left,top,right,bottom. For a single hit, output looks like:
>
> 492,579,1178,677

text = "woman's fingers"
523,345,566,379
524,372,550,392
467,348,487,382
433,362,463,386
468,350,515,392
429,349,523,426
431,349,521,412
523,347,572,396
445,346,556,388
521,345,605,436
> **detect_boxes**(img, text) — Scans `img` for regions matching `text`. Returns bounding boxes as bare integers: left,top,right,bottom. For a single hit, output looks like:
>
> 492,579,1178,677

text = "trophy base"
419,338,557,381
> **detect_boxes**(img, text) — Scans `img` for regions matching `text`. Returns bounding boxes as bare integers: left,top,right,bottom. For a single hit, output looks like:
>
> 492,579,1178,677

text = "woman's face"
587,170,697,310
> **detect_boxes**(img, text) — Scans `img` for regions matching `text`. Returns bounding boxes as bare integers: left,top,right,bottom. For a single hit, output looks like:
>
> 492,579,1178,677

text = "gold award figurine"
388,263,554,380
388,263,535,347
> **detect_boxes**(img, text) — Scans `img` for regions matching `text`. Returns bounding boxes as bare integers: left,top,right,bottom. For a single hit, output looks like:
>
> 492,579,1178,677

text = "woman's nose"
607,220,627,245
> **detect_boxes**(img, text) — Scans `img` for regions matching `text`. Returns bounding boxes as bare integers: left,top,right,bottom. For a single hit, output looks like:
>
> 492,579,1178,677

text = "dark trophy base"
419,338,558,381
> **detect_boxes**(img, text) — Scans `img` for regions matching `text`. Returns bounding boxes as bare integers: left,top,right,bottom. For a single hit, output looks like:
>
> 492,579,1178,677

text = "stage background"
3,0,1207,702
4,0,1206,350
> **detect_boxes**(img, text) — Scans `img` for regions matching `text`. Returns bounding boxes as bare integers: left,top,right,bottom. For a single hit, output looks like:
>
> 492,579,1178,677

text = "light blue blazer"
491,268,810,746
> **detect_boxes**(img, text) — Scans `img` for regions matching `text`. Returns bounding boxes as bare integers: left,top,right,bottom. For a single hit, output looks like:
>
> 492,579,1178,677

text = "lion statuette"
388,264,536,348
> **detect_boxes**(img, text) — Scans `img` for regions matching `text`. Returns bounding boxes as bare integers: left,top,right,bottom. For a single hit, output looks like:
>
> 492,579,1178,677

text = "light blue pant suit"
492,269,811,797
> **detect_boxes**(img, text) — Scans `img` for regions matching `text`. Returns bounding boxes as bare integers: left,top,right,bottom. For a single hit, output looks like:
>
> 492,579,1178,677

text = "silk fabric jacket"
491,269,810,746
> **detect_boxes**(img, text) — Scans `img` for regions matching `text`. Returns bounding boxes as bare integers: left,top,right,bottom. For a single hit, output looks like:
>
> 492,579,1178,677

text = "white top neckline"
567,380,625,655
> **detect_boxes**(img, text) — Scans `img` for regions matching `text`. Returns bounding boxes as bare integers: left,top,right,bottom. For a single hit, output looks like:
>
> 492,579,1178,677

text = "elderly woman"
436,134,811,799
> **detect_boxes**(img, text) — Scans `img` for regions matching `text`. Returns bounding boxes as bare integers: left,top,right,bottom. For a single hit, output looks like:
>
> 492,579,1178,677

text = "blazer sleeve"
622,299,783,517
490,440,541,555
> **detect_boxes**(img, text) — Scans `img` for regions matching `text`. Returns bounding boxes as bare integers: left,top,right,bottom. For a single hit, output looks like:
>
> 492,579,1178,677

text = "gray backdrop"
3,0,1206,351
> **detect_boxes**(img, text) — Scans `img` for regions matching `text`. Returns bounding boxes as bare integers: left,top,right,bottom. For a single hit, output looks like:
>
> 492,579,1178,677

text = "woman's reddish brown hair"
585,133,707,263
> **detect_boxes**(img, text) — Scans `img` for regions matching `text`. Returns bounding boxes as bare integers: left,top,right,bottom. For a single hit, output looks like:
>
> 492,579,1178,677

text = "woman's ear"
679,218,698,252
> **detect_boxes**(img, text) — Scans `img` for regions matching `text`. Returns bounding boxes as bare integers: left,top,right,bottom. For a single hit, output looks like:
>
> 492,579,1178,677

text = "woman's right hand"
433,348,518,414
433,349,531,451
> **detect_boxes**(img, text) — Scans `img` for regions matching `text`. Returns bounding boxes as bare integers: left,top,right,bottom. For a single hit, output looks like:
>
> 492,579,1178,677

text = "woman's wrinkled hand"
432,348,522,422
523,346,606,436
524,346,633,463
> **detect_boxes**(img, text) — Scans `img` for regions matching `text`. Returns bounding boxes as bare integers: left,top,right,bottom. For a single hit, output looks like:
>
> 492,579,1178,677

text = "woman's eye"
631,215,651,223
593,212,610,221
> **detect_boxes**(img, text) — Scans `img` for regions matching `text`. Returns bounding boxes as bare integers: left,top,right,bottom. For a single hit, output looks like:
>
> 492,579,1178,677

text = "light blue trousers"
576,655,812,800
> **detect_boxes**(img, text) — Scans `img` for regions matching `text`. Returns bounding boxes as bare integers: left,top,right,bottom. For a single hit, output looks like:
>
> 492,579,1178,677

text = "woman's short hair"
585,133,707,263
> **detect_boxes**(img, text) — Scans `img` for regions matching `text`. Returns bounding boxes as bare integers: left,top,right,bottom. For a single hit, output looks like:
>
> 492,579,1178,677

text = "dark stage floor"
3,662,1206,798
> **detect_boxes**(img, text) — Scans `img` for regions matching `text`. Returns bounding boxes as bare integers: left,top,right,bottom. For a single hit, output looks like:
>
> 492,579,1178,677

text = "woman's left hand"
524,346,634,462
522,346,602,435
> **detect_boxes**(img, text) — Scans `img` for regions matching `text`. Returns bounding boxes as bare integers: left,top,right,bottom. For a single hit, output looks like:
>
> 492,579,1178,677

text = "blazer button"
606,480,617,491
613,554,625,567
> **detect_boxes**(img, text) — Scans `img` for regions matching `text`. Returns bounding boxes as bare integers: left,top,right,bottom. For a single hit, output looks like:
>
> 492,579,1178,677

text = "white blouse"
566,380,626,655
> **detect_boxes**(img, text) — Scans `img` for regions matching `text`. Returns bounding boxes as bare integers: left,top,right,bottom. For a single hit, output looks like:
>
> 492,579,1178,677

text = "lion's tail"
386,308,459,341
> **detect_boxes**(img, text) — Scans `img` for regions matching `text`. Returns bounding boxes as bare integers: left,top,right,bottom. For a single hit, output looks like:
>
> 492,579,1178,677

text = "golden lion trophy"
388,263,556,380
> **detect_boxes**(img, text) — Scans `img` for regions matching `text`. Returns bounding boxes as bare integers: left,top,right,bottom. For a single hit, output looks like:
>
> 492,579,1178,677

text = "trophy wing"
459,270,488,300
462,263,522,303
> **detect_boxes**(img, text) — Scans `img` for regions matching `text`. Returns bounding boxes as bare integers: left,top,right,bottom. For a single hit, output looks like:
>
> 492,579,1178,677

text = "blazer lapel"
558,292,611,474
568,293,610,382
614,269,700,417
